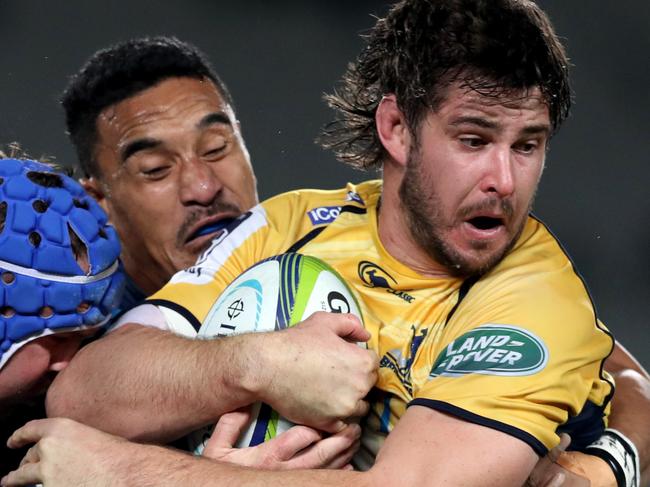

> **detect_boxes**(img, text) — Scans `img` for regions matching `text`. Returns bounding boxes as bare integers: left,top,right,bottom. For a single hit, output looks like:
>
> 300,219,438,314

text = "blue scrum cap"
0,158,125,369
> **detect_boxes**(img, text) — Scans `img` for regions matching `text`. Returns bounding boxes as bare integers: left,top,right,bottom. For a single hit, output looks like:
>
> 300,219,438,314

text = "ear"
376,94,411,167
80,177,109,215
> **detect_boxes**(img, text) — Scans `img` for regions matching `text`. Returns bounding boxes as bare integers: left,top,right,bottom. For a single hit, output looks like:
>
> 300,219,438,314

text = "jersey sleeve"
411,230,614,454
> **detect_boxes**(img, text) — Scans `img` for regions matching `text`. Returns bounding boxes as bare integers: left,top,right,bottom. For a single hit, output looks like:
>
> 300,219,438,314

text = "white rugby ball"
187,252,363,454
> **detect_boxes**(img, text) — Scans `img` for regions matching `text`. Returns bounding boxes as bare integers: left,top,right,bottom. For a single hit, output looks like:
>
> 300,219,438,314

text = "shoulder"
452,215,610,349
261,180,378,223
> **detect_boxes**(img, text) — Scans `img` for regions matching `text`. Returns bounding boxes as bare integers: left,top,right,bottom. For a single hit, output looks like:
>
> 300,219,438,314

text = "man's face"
399,84,550,277
0,333,87,409
89,77,258,293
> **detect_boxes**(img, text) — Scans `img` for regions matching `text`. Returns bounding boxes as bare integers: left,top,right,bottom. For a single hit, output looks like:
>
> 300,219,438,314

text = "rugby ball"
187,252,363,454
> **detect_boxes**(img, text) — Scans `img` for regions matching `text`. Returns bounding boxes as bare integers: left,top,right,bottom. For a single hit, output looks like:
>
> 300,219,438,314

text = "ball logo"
327,291,350,313
227,298,244,319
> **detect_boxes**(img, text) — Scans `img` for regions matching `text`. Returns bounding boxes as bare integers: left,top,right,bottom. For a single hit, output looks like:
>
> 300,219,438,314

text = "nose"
179,157,222,206
481,147,515,197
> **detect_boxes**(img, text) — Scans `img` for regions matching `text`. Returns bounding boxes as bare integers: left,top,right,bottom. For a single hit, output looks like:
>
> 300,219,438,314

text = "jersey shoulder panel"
148,181,377,325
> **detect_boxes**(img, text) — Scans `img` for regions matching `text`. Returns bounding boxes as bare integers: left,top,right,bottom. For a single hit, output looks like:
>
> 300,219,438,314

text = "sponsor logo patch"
357,261,415,303
429,324,548,378
307,206,341,225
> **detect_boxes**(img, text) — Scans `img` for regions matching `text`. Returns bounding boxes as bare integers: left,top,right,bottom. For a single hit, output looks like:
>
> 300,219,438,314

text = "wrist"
585,428,641,487
224,332,273,401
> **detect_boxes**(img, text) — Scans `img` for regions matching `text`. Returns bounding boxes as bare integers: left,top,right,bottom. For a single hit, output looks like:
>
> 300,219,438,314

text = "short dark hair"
62,36,233,178
321,0,572,170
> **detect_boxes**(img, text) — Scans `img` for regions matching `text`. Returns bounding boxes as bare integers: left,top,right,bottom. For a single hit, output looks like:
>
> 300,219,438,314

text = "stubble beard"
398,149,527,279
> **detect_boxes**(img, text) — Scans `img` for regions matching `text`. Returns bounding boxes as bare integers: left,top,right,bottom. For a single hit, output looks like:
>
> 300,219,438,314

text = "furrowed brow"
120,138,161,164
449,116,500,131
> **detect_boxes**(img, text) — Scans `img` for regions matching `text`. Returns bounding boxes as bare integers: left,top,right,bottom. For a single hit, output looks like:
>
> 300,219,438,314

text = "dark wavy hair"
62,36,233,178
320,0,572,170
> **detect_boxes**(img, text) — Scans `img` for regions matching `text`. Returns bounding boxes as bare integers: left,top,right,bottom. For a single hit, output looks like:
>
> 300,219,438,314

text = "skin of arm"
549,341,650,487
46,312,378,443
4,406,540,487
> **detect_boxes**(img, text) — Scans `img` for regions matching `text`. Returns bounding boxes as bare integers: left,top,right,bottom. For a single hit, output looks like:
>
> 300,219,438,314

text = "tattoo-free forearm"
46,324,261,442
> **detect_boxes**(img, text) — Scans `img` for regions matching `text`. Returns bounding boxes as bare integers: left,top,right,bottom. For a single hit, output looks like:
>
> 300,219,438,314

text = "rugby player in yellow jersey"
5,2,650,486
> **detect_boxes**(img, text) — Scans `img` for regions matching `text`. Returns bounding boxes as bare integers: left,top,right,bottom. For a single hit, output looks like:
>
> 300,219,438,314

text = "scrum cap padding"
0,158,125,370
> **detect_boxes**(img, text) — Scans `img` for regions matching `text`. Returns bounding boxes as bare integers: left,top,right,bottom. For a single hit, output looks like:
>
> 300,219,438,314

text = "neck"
121,253,167,297
378,166,453,279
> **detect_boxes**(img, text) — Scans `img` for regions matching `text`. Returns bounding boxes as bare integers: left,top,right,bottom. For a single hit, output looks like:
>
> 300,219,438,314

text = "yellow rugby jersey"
150,180,614,464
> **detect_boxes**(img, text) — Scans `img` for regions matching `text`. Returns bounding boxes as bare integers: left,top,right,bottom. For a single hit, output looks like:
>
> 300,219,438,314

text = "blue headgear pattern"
0,158,125,369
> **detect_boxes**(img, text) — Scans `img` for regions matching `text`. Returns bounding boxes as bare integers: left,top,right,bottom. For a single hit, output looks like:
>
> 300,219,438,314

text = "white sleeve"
109,304,198,338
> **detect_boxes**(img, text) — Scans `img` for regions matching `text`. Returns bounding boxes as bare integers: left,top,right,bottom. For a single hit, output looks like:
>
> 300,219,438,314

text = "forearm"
98,444,367,487
2,418,367,487
162,458,367,487
603,342,650,485
607,368,650,486
46,324,261,442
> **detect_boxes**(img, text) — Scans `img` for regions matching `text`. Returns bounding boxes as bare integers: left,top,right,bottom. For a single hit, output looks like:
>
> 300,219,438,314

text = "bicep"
369,405,538,487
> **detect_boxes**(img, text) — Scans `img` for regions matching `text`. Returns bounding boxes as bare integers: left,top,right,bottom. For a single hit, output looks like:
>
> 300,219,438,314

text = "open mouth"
187,217,236,243
466,216,504,231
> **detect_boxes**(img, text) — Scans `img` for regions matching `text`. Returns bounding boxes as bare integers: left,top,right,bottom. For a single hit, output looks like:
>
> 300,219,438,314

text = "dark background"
1,1,647,367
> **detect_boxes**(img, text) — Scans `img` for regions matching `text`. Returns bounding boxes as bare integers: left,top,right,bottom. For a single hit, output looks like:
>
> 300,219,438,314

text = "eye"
198,130,235,161
514,141,539,154
203,144,227,158
140,163,172,179
459,136,487,149
202,136,230,160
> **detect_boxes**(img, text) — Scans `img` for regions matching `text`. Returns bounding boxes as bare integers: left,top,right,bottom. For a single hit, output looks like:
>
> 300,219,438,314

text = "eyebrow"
120,137,160,164
520,124,551,136
119,112,234,163
449,116,550,137
197,112,233,129
449,116,499,130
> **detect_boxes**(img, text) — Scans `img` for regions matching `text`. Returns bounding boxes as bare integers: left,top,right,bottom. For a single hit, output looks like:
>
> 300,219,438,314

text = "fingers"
326,313,371,343
7,419,54,449
1,462,41,486
263,425,323,462
19,445,40,467
545,472,566,487
351,399,370,421
550,434,571,461
314,424,361,470
205,409,252,453
284,423,361,470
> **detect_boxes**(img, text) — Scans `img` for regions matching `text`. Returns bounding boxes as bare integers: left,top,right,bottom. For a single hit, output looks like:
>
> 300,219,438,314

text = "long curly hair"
320,0,571,170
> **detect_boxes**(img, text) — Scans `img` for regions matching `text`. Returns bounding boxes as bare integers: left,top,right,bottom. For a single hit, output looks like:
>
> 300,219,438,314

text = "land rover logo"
429,324,548,378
